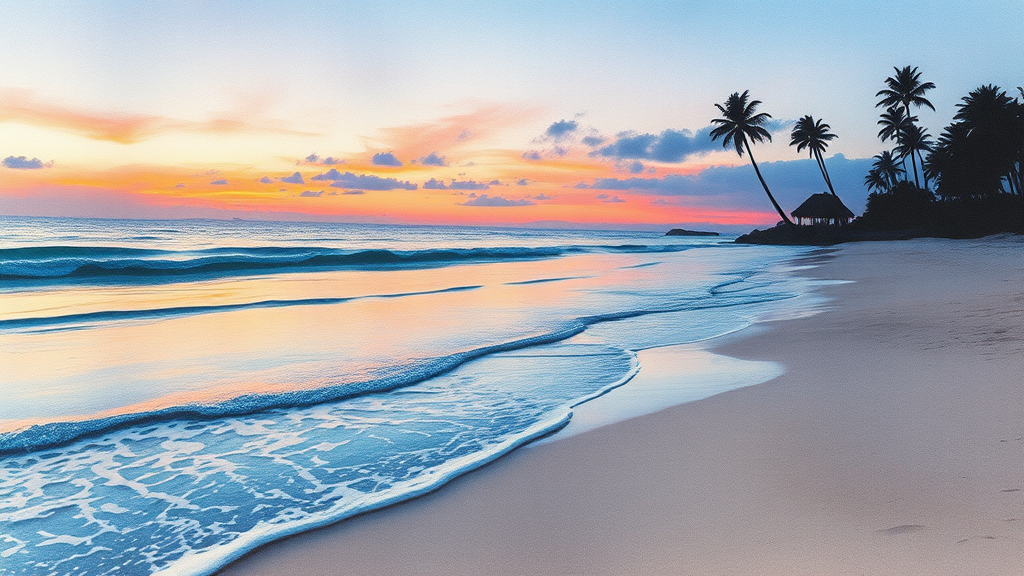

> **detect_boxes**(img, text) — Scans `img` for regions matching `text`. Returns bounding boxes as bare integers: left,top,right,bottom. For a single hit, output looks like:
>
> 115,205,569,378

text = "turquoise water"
0,216,819,575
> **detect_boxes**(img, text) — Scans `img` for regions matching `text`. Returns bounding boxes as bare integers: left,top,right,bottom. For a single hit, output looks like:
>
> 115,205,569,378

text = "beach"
218,235,1024,576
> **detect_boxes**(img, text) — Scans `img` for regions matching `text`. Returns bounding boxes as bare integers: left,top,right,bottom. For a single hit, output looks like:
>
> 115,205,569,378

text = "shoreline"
218,236,1024,576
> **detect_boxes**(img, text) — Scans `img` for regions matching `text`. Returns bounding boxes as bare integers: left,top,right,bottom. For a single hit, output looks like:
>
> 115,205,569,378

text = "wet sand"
219,236,1024,576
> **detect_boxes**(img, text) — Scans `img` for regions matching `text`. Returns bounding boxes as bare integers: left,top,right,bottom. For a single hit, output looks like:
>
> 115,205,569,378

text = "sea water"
0,216,824,575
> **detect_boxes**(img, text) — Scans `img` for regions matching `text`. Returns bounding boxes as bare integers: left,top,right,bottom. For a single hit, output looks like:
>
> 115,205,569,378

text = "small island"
665,228,720,236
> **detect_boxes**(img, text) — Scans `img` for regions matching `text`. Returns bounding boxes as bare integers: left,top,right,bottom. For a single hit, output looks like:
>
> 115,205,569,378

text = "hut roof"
791,193,855,219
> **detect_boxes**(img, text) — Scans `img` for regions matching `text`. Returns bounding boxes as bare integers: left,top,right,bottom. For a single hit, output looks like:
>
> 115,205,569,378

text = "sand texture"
218,236,1024,576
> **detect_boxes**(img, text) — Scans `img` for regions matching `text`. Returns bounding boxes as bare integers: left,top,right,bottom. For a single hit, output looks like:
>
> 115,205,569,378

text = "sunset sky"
1,0,1021,230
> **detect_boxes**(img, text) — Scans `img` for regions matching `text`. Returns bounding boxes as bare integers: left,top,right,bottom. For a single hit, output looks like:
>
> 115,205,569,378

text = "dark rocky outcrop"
665,228,719,236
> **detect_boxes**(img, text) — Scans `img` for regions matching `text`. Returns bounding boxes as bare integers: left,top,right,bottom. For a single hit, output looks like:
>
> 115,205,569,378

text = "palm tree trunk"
908,147,920,188
903,103,922,188
816,150,837,196
918,150,929,190
744,139,793,226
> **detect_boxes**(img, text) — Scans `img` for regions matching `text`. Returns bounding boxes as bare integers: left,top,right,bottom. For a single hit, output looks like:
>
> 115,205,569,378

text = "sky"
1,0,1021,230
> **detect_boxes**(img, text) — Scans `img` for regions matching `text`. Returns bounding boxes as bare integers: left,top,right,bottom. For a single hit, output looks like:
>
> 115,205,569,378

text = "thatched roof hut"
791,193,855,226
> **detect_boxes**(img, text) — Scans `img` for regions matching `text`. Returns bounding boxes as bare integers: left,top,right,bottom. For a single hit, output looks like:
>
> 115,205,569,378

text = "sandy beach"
218,236,1024,576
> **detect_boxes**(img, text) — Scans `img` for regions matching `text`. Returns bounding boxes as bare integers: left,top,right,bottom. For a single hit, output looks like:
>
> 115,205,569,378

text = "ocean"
0,216,824,575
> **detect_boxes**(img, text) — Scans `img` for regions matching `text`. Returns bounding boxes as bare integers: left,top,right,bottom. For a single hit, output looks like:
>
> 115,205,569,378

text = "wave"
0,343,641,576
0,287,794,456
0,285,483,332
504,275,592,285
0,244,694,285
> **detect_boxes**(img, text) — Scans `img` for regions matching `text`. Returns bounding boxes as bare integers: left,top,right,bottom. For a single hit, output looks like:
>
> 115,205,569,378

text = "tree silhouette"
710,91,793,226
876,106,916,180
870,150,905,191
954,85,1021,196
790,115,839,196
876,66,936,188
864,168,889,194
928,85,1022,198
895,123,933,189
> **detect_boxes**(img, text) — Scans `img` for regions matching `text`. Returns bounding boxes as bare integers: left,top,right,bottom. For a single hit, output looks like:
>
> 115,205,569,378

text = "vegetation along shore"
708,67,1023,245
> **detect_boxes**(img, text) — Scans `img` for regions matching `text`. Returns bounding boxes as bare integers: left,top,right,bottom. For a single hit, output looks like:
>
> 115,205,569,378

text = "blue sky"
1,0,1021,226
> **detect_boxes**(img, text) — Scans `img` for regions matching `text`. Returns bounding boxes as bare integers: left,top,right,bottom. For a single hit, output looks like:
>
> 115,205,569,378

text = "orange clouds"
0,88,320,144
0,92,784,227
366,104,544,163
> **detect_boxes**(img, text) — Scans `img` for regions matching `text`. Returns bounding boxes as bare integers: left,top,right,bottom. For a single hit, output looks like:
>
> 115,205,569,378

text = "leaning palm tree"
876,66,936,188
710,91,793,226
871,150,905,190
790,115,839,196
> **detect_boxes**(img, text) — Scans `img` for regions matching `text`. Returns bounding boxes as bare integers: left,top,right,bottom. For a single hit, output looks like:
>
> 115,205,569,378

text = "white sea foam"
0,217,826,575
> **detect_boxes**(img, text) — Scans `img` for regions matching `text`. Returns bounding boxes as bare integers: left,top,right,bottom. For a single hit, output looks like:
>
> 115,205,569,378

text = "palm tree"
926,123,969,199
877,106,916,145
929,85,1023,198
790,115,839,196
871,150,905,190
710,91,793,226
876,66,936,188
895,123,933,189
864,168,888,194
876,65,937,118
876,106,916,180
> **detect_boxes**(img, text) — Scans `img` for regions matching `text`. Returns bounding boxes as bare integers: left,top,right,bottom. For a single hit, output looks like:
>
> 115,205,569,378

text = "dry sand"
218,236,1024,576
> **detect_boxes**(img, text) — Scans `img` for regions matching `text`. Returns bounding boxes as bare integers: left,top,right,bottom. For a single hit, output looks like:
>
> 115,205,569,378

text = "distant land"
665,228,720,236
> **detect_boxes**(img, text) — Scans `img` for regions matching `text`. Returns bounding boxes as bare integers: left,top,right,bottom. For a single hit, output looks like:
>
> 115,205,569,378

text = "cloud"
522,151,542,161
587,154,874,214
628,161,645,174
517,179,529,186
593,127,721,163
0,87,320,144
310,168,342,181
581,135,606,147
299,190,324,197
594,121,794,165
310,169,416,190
460,194,535,207
596,193,609,199
603,196,625,203
574,182,589,189
259,176,273,184
342,190,365,195
2,156,51,169
210,179,228,185
545,119,579,140
281,171,304,184
373,104,543,160
417,152,448,166
371,152,402,167
423,178,490,190
175,183,186,188
303,153,344,166
533,193,554,200
488,179,501,186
